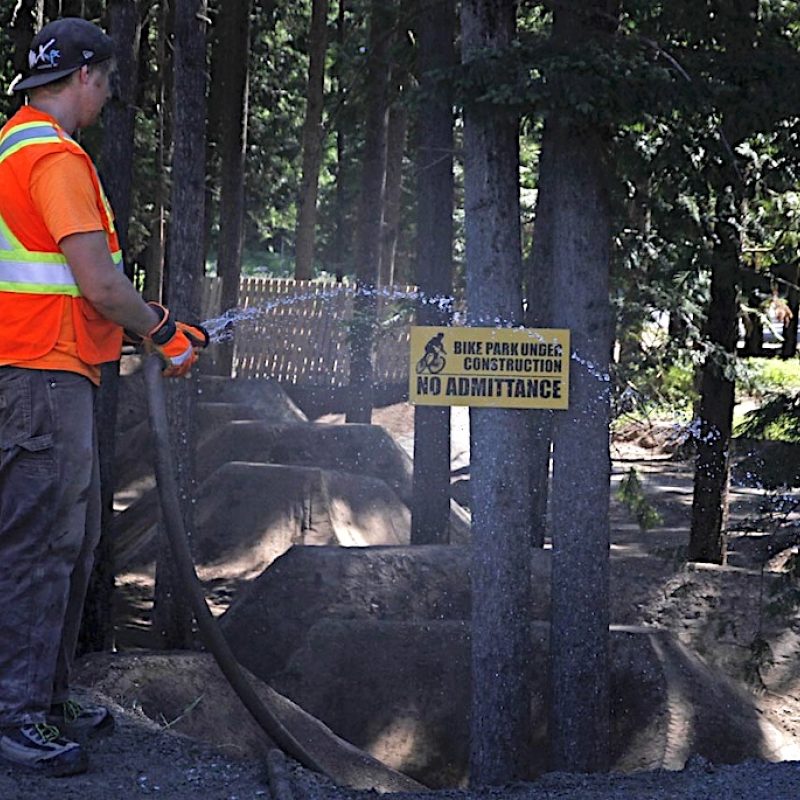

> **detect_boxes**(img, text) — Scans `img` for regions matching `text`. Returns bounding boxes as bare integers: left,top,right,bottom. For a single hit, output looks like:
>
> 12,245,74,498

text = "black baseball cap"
14,18,113,93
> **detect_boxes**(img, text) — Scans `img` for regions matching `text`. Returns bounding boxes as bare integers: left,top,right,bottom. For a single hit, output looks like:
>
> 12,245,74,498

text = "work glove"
138,302,209,378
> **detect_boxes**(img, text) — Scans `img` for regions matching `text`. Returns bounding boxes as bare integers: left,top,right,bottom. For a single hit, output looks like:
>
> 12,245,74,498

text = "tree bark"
379,3,413,289
214,0,251,375
410,0,455,546
546,117,613,775
524,116,558,549
378,98,406,286
780,264,799,359
689,0,756,564
332,0,348,280
346,0,394,423
295,0,330,281
143,0,171,303
153,0,208,648
546,0,616,774
78,0,142,656
689,188,740,563
10,0,37,113
462,0,534,786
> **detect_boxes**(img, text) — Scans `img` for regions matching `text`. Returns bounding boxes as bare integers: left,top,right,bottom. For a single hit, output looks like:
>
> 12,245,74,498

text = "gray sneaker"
0,722,87,776
48,699,114,739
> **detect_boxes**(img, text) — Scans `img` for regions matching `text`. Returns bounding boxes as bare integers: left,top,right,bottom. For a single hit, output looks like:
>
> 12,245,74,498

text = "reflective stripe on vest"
0,122,73,166
0,121,122,296
0,227,14,251
0,247,123,297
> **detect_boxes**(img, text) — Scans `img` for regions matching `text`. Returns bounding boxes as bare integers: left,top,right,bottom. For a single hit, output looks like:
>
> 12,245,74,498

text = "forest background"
3,0,800,785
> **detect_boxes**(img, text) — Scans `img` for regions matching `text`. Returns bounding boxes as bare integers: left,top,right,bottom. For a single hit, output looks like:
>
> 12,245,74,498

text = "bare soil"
5,407,800,799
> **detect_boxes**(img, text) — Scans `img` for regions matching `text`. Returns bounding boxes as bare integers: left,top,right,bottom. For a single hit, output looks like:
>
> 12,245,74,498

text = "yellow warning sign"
409,326,570,409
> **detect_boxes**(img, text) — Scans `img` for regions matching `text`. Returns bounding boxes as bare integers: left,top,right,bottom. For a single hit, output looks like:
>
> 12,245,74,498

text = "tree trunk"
332,0,348,280
346,0,393,423
739,270,764,357
10,0,37,113
546,115,613,775
780,265,799,359
524,116,559,549
378,99,406,286
462,0,534,786
546,0,616,774
153,0,208,648
689,189,740,563
689,0,756,564
214,0,251,375
379,0,412,289
295,0,330,280
78,0,141,656
410,0,455,546
143,0,171,303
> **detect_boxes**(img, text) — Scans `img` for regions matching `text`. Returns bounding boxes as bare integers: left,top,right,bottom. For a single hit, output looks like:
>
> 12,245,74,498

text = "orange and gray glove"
130,302,209,378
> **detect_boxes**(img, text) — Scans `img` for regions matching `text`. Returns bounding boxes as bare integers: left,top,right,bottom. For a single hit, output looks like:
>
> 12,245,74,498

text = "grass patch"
734,358,800,442
739,357,800,398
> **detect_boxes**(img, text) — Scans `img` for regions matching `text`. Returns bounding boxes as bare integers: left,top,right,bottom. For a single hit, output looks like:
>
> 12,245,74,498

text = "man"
0,18,208,777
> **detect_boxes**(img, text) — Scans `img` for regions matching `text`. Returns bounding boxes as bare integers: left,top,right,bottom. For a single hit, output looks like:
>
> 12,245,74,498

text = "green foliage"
740,357,800,397
614,349,699,419
342,293,415,345
244,4,311,255
736,391,800,442
617,467,664,531
240,248,296,278
452,0,800,142
603,2,800,431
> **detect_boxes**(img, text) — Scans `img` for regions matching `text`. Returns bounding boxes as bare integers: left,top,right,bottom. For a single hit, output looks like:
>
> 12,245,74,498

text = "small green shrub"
617,467,664,531
659,360,698,413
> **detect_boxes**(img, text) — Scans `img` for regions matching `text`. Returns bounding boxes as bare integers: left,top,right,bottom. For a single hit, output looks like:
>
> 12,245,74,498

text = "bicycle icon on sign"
416,332,447,374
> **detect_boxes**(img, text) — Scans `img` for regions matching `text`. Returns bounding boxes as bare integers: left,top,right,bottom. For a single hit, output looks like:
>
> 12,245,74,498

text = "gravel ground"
0,702,271,800
7,733,800,800
290,756,800,800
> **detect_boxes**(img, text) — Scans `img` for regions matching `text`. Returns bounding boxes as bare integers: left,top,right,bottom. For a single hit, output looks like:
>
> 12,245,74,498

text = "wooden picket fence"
202,276,415,386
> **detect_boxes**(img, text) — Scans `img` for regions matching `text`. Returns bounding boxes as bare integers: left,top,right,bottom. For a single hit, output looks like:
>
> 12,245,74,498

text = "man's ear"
76,65,91,86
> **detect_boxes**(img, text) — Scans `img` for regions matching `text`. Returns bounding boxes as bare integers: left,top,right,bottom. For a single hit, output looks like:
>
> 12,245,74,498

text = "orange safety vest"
0,105,123,365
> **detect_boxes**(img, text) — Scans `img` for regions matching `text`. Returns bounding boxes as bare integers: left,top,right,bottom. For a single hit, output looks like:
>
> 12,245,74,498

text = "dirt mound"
270,621,799,787
113,367,307,500
197,421,414,498
641,562,800,690
197,375,308,424
119,464,413,579
74,652,423,793
612,419,691,456
220,545,551,679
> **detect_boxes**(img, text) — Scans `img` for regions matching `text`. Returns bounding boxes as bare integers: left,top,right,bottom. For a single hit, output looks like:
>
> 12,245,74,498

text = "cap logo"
82,49,94,61
28,37,61,70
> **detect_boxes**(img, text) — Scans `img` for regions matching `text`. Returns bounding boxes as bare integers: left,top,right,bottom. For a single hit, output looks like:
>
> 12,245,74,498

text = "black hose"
143,354,326,774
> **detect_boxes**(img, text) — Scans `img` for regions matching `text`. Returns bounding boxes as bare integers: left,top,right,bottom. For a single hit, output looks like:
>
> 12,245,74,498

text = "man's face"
79,62,113,127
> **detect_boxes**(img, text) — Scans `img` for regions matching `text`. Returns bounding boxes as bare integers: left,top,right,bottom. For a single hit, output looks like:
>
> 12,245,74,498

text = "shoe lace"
33,722,61,743
62,699,83,724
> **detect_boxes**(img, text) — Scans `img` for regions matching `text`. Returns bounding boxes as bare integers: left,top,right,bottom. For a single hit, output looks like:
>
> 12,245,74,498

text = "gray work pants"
0,367,100,726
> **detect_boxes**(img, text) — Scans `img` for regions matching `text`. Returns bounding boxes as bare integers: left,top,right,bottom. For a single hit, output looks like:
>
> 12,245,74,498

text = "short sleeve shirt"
4,151,106,382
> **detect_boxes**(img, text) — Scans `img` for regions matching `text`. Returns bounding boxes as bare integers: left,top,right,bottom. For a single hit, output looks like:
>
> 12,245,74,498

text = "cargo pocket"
0,371,55,476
